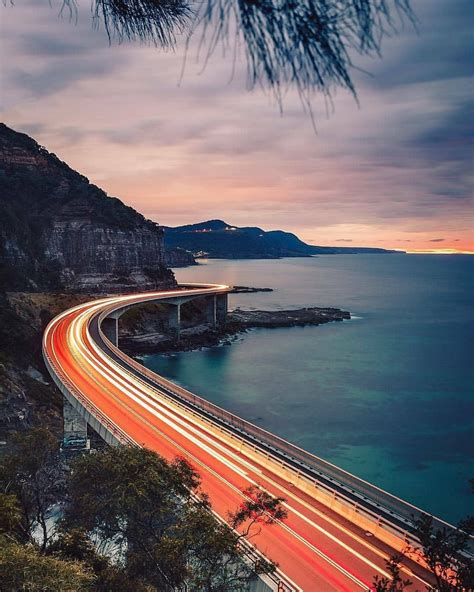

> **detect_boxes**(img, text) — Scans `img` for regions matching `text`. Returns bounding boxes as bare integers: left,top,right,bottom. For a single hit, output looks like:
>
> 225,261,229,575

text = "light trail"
77,310,392,582
43,285,436,591
70,309,380,587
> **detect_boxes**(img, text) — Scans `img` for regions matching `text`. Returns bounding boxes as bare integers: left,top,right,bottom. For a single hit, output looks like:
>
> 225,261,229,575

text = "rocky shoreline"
229,286,273,293
0,291,350,441
120,306,351,356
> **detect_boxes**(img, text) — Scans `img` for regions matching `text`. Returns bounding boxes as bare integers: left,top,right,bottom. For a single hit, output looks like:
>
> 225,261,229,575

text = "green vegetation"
0,429,64,550
0,428,286,591
372,555,413,591
0,293,38,364
0,539,94,592
409,514,474,592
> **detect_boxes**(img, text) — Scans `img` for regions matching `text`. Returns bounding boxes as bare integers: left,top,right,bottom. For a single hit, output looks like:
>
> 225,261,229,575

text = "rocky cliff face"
44,219,173,293
0,292,90,440
164,246,197,268
0,123,175,293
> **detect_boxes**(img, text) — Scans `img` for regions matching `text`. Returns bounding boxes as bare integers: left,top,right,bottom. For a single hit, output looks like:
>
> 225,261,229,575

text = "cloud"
1,0,472,249
364,0,474,90
3,0,129,99
21,34,91,57
429,238,445,243
10,59,120,98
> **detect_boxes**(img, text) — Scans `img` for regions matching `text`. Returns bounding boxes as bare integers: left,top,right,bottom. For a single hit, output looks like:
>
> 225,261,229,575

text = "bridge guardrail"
47,283,471,574
94,298,459,553
43,345,136,447
43,293,297,592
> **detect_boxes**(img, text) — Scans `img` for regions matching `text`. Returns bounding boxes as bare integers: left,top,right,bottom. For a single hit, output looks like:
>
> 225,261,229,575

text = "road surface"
43,285,434,591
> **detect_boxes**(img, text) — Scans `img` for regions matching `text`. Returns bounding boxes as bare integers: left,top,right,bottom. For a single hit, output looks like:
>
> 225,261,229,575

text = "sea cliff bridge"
43,284,454,591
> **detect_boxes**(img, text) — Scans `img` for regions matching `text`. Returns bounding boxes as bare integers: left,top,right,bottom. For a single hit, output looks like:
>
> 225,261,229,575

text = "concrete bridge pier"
216,294,228,325
62,398,90,451
205,295,217,327
101,291,228,346
167,303,181,340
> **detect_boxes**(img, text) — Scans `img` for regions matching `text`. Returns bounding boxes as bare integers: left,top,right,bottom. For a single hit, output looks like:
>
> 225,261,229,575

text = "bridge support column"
102,316,119,347
205,295,217,328
216,293,228,326
62,398,90,451
168,303,181,340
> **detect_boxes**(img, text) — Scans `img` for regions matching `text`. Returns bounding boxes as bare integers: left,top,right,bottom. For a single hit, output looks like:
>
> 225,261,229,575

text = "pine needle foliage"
192,0,415,110
46,1,415,111
60,0,192,46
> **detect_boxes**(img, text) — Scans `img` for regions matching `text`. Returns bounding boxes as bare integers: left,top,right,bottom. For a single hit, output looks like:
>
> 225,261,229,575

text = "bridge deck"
43,284,442,592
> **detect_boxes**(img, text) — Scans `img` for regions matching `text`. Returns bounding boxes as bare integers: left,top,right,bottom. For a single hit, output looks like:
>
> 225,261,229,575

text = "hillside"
0,123,183,292
164,219,400,259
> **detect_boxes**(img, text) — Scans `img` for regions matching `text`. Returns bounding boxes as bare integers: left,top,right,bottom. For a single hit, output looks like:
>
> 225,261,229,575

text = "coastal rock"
230,307,350,327
120,306,351,354
164,247,197,268
230,286,274,293
44,218,174,293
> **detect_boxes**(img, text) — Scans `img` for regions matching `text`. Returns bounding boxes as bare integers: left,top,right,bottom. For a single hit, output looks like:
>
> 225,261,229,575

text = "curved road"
43,285,433,592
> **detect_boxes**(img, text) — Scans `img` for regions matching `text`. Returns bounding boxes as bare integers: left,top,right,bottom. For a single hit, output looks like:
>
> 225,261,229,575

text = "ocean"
142,255,474,523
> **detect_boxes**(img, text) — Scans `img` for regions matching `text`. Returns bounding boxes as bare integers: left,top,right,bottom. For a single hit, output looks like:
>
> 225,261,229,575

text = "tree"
409,514,474,592
0,536,94,592
49,528,152,592
0,428,64,550
230,485,287,529
50,1,414,115
63,445,285,591
0,494,23,542
373,514,474,592
0,429,286,591
190,0,415,112
372,555,412,592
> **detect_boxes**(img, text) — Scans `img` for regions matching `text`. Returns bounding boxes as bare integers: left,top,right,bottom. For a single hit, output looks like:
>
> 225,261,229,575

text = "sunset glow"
406,248,474,255
1,0,472,252
1,3,473,591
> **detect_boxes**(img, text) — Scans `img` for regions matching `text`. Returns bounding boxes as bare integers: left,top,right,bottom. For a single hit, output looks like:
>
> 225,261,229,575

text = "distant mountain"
164,220,401,260
0,124,190,293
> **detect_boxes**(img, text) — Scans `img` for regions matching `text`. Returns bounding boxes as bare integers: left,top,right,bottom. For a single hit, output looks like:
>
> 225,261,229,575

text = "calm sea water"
142,255,474,523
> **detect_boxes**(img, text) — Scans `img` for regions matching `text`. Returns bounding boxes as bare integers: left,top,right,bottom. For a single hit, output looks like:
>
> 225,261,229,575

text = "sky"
1,0,473,252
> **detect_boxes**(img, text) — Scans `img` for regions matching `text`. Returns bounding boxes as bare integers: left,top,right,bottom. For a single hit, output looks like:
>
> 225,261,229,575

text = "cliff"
163,219,314,259
0,292,93,440
0,123,176,293
164,219,401,259
164,246,197,268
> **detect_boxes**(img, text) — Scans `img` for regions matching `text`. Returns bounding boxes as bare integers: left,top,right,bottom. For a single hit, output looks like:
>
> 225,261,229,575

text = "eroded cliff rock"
0,292,92,441
164,246,197,268
0,123,175,293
